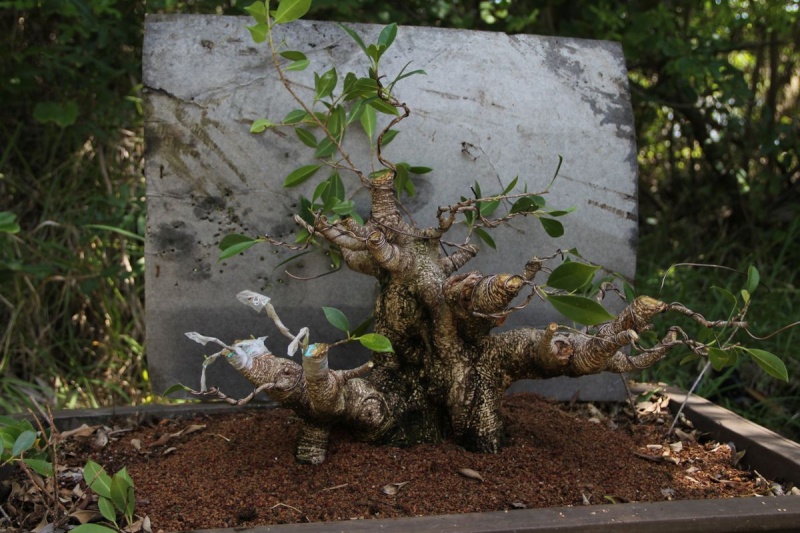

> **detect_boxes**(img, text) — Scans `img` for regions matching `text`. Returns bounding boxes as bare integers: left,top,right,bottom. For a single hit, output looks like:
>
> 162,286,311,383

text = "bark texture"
211,171,682,463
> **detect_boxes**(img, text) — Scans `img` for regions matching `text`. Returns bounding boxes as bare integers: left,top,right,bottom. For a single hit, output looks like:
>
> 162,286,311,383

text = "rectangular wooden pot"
10,387,800,533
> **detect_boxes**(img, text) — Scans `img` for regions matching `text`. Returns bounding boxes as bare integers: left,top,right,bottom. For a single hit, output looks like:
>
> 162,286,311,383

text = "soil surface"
2,392,788,531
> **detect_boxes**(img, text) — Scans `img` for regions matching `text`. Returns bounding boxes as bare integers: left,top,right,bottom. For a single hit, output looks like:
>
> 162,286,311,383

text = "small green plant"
75,460,137,533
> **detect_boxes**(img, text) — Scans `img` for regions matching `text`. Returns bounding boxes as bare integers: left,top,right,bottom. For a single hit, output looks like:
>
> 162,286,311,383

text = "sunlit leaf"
250,118,275,133
322,306,350,332
547,262,599,291
378,23,398,49
244,1,268,24
546,294,615,326
285,59,310,71
331,200,355,216
272,0,311,24
359,333,394,353
246,23,269,43
218,234,260,260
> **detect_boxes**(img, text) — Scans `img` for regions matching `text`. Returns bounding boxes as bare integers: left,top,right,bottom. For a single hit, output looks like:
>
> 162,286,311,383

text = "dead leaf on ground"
60,424,99,440
457,468,484,482
381,481,409,495
91,428,109,449
69,509,102,524
149,433,173,447
131,438,142,451
163,446,177,456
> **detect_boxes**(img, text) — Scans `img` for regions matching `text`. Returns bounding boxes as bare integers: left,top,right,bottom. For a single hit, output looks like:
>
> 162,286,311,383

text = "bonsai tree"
176,0,788,465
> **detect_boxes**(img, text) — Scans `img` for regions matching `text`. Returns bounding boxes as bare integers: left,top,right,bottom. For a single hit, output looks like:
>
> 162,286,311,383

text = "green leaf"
328,105,346,140
502,176,519,195
295,128,317,148
409,166,433,174
322,307,350,332
272,0,311,24
245,1,268,23
742,348,788,382
359,333,394,353
331,200,355,216
23,458,53,477
283,164,322,187
368,98,399,116
84,460,112,499
539,217,564,238
381,129,399,146
745,265,760,295
360,104,376,140
283,109,308,124
161,383,190,397
246,23,269,43
314,137,336,158
547,262,600,291
509,196,539,214
11,430,37,456
546,294,616,326
315,68,337,100
71,525,119,533
279,50,307,61
285,59,310,71
708,347,737,372
0,212,20,234
32,100,78,127
218,234,259,260
377,23,398,49
474,227,496,249
98,495,117,523
346,98,366,124
479,199,500,217
250,118,275,133
110,469,135,519
338,23,367,54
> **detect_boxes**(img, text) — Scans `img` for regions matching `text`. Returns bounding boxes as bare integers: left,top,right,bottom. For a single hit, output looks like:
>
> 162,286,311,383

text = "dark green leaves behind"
359,333,394,353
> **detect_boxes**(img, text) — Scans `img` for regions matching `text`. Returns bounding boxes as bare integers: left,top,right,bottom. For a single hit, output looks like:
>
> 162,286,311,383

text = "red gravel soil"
1,393,786,531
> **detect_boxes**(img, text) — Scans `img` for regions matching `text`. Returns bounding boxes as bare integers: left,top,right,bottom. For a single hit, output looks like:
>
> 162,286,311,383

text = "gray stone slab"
143,15,638,401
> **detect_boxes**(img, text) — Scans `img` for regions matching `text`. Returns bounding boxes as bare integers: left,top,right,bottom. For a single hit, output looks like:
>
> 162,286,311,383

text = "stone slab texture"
143,15,638,401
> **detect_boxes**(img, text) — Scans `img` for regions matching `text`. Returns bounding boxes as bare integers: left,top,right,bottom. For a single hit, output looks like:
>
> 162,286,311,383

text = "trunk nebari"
215,171,688,462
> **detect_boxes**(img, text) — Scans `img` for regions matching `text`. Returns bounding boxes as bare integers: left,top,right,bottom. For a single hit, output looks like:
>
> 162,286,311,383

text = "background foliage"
0,0,797,439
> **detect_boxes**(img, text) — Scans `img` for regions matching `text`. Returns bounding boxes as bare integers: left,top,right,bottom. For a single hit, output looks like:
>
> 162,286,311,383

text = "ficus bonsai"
171,0,789,465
